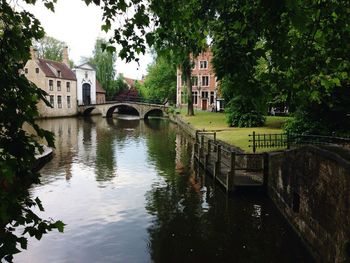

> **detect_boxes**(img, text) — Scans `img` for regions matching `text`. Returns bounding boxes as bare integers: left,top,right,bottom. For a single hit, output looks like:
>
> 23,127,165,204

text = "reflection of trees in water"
95,122,117,183
106,118,142,148
144,119,178,177
144,122,208,261
94,117,143,182
144,121,313,262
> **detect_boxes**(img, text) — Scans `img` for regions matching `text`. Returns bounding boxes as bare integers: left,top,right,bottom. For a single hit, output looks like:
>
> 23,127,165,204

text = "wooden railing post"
199,135,204,161
252,131,256,153
227,152,236,192
214,145,221,179
263,152,269,191
205,139,211,169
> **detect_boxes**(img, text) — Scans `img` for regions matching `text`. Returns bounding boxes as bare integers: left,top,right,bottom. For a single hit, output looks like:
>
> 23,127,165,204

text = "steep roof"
38,58,76,81
124,77,143,89
75,62,96,71
96,80,106,94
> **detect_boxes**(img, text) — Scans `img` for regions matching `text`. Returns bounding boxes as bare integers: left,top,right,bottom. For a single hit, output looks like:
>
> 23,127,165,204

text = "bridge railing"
78,97,168,107
111,97,167,105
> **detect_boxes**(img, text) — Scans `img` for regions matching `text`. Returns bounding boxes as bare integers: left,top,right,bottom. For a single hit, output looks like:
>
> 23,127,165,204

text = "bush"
225,95,266,127
226,110,265,127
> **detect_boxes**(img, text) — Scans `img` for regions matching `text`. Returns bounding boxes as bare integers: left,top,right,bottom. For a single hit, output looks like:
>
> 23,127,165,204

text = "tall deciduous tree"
139,54,177,103
88,38,117,100
148,0,213,115
87,0,213,115
263,0,350,134
210,1,268,127
34,35,74,67
34,36,65,61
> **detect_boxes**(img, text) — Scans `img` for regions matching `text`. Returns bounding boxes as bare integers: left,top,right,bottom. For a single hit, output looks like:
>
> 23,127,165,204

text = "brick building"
96,80,106,104
176,49,222,111
24,47,78,117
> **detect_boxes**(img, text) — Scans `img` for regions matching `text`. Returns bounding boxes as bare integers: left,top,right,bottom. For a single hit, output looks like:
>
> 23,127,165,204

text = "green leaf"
54,221,66,233
44,2,55,12
34,197,44,211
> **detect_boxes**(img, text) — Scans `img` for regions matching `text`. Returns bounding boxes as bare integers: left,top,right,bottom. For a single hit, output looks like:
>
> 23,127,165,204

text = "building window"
67,82,70,92
200,61,208,69
201,76,209,86
85,71,88,79
57,95,62,108
192,91,198,104
202,91,208,98
210,91,215,104
57,70,61,78
49,95,54,107
35,68,39,73
24,68,28,74
49,80,53,91
67,96,71,108
57,81,61,91
191,76,198,86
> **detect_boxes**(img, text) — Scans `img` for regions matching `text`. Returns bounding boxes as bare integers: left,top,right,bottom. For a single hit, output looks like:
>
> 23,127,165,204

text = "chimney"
30,47,38,60
62,46,70,68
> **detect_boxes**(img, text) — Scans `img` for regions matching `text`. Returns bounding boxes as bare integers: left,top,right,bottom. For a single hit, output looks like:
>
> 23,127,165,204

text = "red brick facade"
176,49,219,111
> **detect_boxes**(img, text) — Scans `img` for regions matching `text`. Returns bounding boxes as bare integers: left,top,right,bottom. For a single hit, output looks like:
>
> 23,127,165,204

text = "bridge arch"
105,104,140,118
82,106,102,116
144,108,164,119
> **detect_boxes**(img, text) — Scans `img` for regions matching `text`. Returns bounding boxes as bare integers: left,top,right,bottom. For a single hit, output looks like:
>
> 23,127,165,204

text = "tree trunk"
185,67,194,116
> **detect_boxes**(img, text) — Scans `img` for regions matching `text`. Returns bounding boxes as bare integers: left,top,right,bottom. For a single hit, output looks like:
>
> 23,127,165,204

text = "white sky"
17,0,153,80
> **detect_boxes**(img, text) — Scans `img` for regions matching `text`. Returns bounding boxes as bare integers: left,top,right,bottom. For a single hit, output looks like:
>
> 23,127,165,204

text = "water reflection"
13,117,313,263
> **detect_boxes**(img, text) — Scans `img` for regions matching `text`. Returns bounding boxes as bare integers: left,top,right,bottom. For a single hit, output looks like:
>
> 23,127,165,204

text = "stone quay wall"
267,146,350,263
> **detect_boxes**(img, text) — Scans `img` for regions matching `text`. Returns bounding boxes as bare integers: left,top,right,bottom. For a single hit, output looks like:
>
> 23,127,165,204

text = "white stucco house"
74,63,97,105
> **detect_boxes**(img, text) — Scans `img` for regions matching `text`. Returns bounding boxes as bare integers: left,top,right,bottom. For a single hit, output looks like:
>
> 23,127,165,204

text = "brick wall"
267,146,350,263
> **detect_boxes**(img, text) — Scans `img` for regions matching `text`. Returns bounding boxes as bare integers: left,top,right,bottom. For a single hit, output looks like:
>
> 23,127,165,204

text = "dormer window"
24,68,28,74
35,68,39,73
57,70,61,77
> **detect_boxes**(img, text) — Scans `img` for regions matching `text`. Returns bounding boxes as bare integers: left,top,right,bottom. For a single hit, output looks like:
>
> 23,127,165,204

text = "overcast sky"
18,0,153,80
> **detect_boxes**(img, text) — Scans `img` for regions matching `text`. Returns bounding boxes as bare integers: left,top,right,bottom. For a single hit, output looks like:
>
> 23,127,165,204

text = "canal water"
14,117,313,263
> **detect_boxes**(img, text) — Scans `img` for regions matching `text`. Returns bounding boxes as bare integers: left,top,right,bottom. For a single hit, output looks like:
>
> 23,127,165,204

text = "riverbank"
33,145,53,171
177,110,290,153
171,112,350,263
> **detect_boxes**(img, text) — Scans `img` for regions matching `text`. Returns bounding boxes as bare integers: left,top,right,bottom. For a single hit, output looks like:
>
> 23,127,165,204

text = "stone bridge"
78,101,169,119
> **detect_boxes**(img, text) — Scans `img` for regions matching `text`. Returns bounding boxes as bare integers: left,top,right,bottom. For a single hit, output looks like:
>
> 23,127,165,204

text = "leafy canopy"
138,53,177,103
0,1,64,261
88,38,117,100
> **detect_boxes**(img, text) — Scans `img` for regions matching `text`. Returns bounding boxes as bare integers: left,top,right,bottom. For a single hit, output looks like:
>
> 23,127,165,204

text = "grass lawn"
178,109,291,152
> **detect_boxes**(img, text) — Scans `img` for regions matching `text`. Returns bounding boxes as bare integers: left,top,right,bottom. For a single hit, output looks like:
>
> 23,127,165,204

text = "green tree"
210,1,268,127
0,1,64,261
88,38,117,100
263,0,350,135
34,36,64,61
149,1,212,115
34,35,75,67
91,0,213,115
113,74,129,96
140,54,176,103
